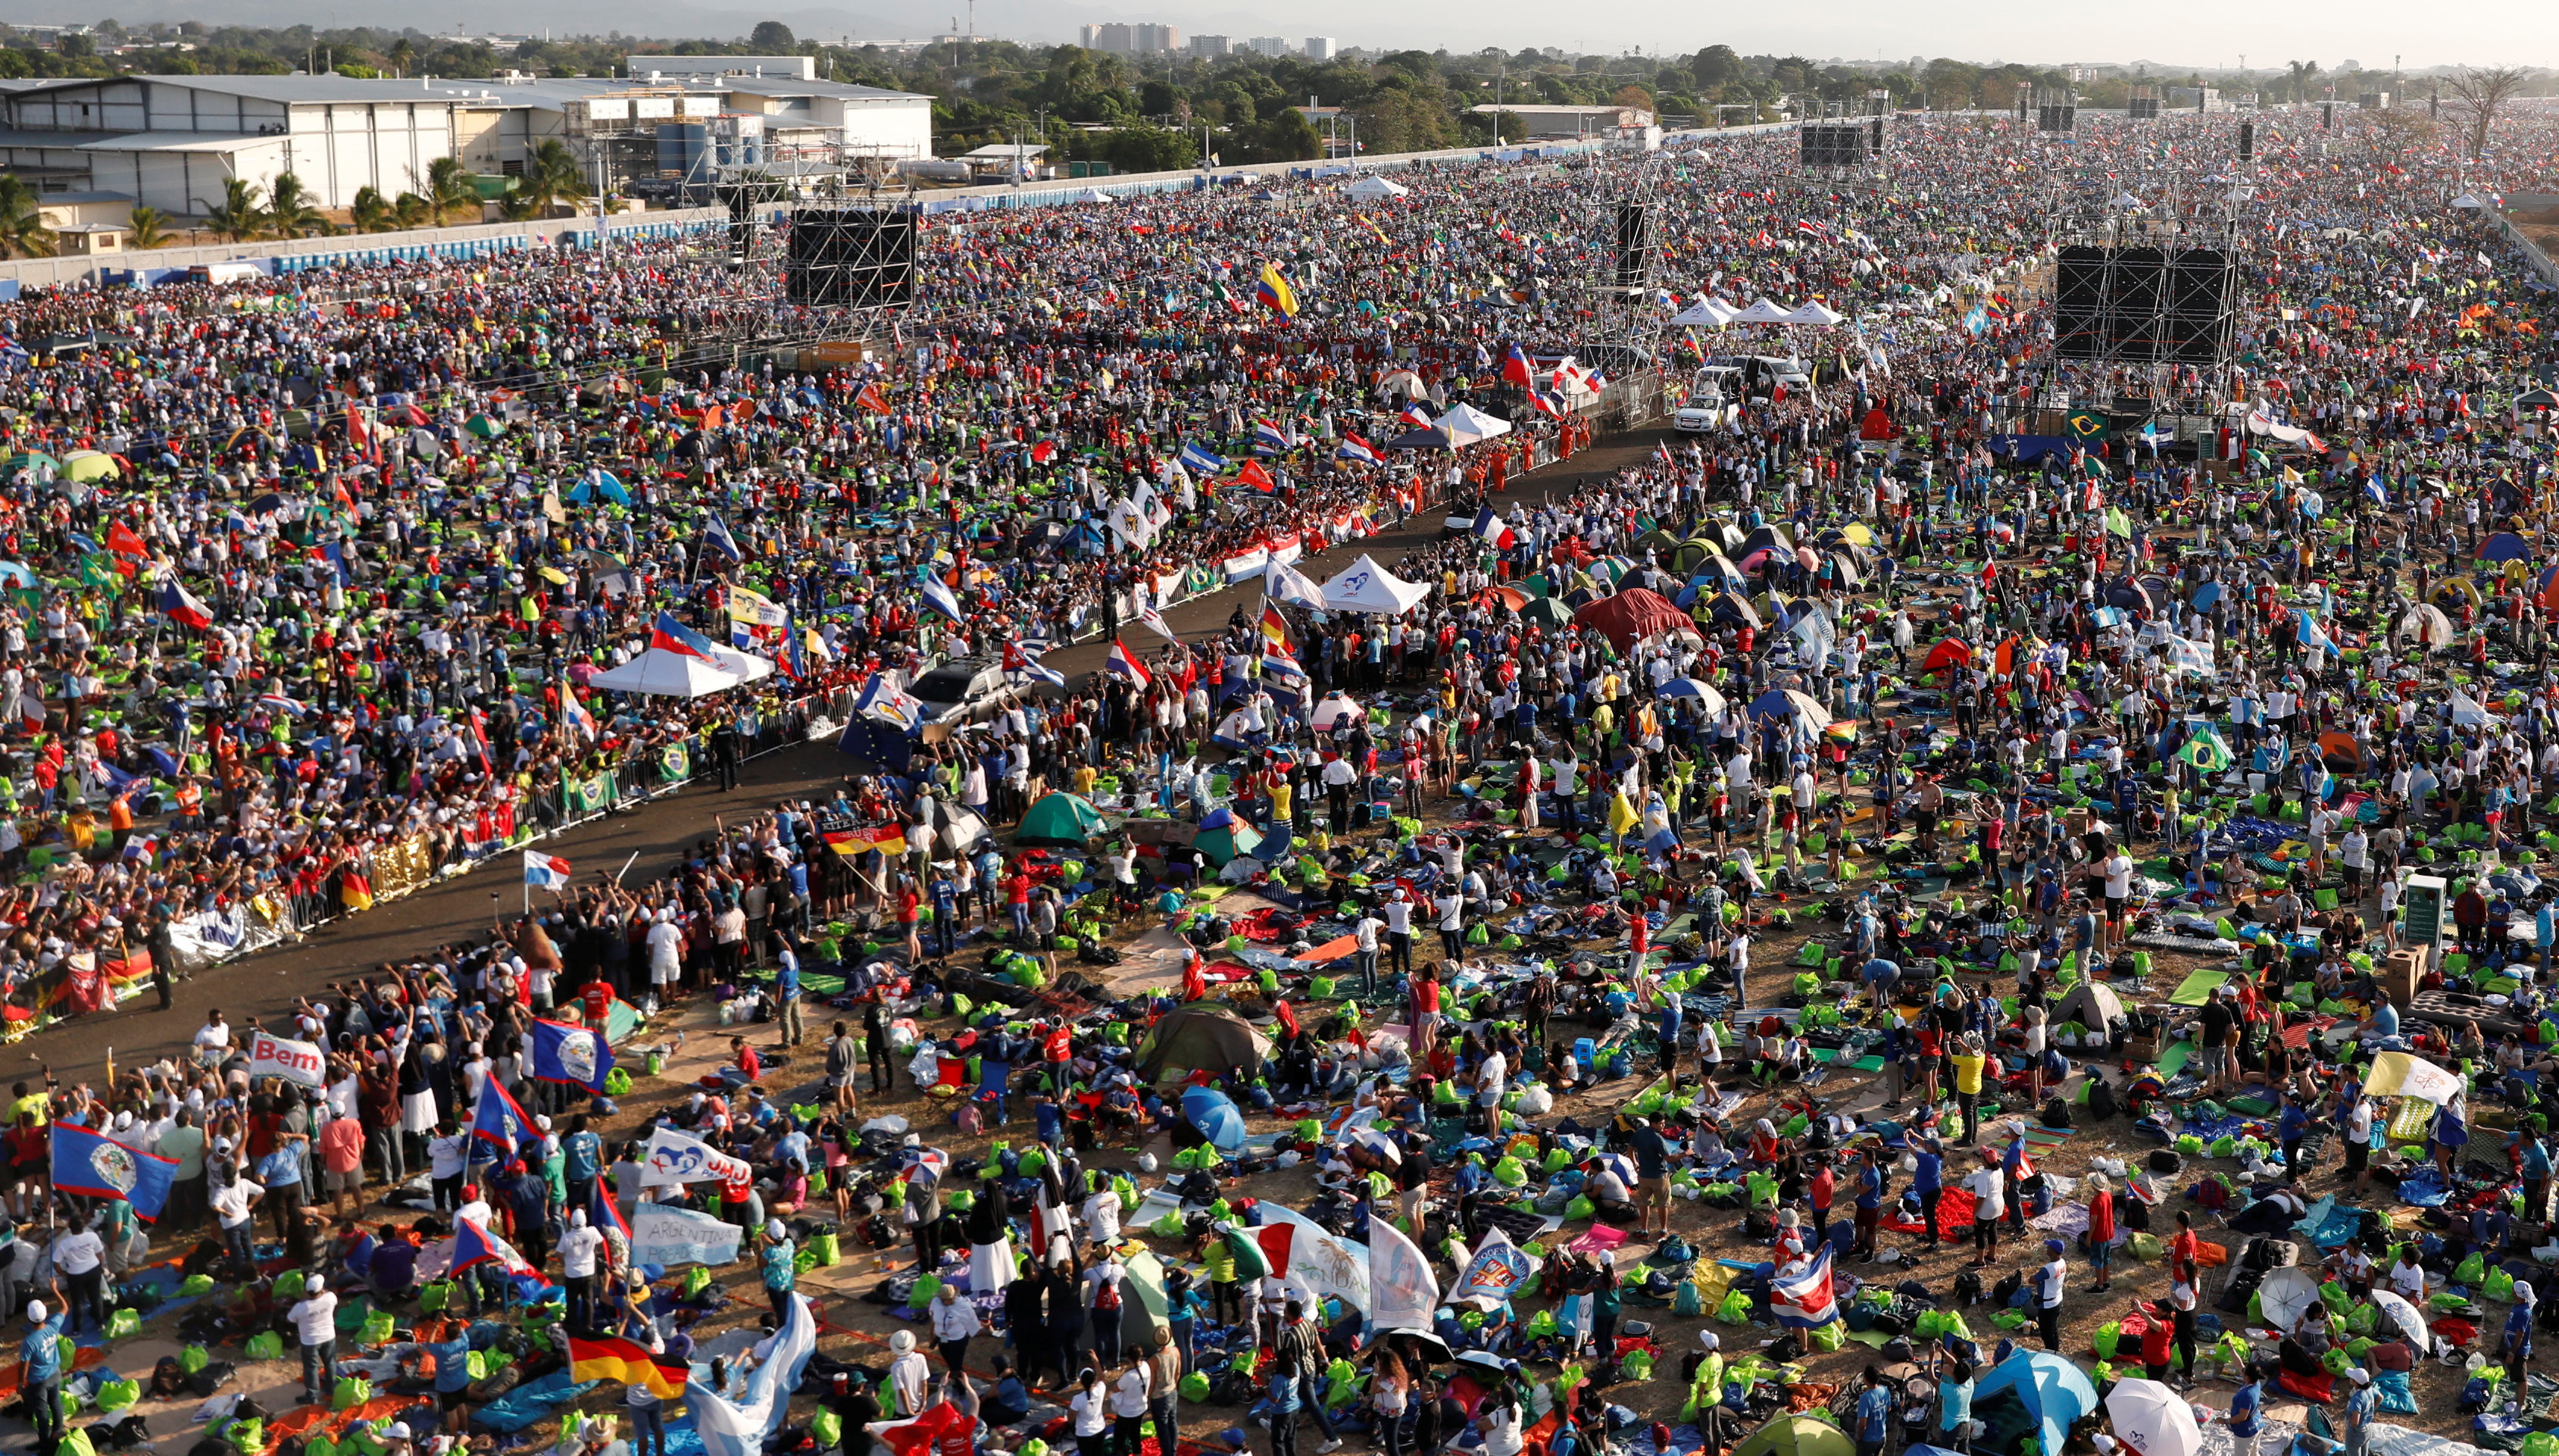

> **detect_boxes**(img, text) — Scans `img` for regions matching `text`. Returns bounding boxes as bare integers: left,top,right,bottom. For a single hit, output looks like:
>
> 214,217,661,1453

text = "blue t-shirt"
2228,1383,2262,1437
763,1240,796,1292
1938,1377,1973,1434
564,1131,603,1183
1914,1148,1944,1193
2372,1002,2401,1038
2279,1104,2310,1142
21,1311,64,1382
430,1333,475,1393
1857,1386,1892,1442
257,1148,303,1189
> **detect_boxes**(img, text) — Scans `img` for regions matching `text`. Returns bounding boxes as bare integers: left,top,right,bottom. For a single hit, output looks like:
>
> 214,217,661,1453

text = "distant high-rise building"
1083,22,1180,53
1134,23,1180,51
1248,36,1290,57
1080,23,1102,46
1301,36,1336,59
1186,33,1231,58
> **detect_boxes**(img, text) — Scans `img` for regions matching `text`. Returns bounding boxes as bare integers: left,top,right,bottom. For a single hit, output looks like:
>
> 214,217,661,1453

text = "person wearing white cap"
2342,1365,2377,1456
2504,1278,2539,1398
759,1219,797,1323
21,1299,64,1454
289,1273,339,1408
559,1208,606,1336
885,1329,929,1417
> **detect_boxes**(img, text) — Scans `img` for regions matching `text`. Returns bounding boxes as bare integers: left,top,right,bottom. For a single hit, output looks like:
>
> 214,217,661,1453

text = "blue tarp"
470,1370,604,1433
1987,435,2076,464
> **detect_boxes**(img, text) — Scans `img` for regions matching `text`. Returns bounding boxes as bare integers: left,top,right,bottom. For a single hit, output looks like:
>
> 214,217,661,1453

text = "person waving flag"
1256,263,1299,317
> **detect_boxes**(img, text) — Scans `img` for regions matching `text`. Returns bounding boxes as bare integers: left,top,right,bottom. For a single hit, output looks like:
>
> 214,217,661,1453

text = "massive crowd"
3,100,2559,1456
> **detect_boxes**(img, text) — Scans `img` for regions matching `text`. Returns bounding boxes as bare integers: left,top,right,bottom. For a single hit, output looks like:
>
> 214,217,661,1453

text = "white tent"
1320,554,1433,616
1669,299,1736,327
2452,193,2492,210
1310,692,1364,730
1730,298,1795,323
1342,174,1409,198
1783,301,1845,326
589,648,750,698
1432,403,1512,445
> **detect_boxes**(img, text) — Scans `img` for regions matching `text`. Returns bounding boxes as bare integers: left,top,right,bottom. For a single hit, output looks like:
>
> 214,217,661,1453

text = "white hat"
308,1275,327,1294
767,1219,787,1238
2346,1368,2370,1386
1697,1331,1720,1351
386,1426,413,1441
25,1301,42,1322
889,1330,916,1353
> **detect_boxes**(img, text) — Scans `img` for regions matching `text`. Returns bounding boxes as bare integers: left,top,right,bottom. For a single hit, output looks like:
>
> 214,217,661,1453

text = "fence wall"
2489,195,2559,290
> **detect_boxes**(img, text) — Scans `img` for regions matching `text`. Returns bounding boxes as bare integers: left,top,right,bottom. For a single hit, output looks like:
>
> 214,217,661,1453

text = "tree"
1245,106,1320,163
348,186,394,232
1095,122,1194,173
516,137,583,216
2447,65,2528,160
2286,60,2320,105
205,178,264,242
392,192,433,229
0,177,53,258
748,20,795,50
123,205,171,248
421,156,476,223
388,36,415,74
263,171,330,236
1612,83,1655,112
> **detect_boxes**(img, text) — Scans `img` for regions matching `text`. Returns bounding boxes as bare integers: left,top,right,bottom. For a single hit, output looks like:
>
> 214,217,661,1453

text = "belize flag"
161,581,213,630
1336,431,1381,464
523,850,572,890
52,1123,177,1220
1106,639,1151,689
470,1076,539,1154
1770,1246,1840,1328
531,1016,614,1094
448,1217,536,1276
649,611,719,659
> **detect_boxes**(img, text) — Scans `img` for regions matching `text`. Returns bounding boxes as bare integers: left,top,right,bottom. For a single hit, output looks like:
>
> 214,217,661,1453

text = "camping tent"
1972,1351,2097,1456
2053,982,2125,1036
1729,1415,1854,1456
1311,693,1364,730
588,648,750,698
1194,814,1264,867
1573,588,1694,651
1134,1004,1273,1083
2479,531,2533,564
1015,792,1105,846
1320,555,1433,615
1342,174,1408,198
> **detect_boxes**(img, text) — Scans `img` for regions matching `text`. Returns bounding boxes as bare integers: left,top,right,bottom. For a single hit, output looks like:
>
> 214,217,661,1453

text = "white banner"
689,1294,817,1456
630,1201,745,1267
1366,1216,1439,1333
246,1031,327,1088
1260,1203,1371,1317
641,1126,752,1186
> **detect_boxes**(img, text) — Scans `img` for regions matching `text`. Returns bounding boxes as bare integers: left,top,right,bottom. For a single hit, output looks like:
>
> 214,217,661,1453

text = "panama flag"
447,1217,536,1276
1470,506,1517,548
523,850,572,890
1770,1246,1840,1328
1106,639,1151,688
160,581,213,630
52,1122,178,1220
918,572,966,625
649,611,720,659
469,1075,539,1153
1336,431,1381,464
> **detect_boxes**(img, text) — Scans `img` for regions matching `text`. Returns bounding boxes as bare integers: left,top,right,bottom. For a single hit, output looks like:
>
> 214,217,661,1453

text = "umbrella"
2371,1289,2431,1348
1453,1351,1511,1376
1180,1086,1248,1152
2106,1379,2203,1456
1346,1126,1403,1165
2255,1267,2323,1332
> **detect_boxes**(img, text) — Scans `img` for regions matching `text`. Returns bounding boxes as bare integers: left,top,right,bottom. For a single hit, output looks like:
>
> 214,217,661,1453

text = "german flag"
569,1336,689,1398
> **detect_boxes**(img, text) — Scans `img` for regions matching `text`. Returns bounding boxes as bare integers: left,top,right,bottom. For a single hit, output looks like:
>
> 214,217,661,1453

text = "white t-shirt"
212,1177,263,1229
1965,1167,2007,1220
1436,892,1464,932
560,1223,606,1278
50,1231,103,1276
1070,1388,1110,1437
290,1291,339,1346
1112,1365,1152,1418
2102,855,2134,898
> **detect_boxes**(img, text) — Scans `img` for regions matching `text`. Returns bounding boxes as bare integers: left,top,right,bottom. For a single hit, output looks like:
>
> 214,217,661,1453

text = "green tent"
1521,597,1573,626
1015,792,1105,846
1195,818,1263,867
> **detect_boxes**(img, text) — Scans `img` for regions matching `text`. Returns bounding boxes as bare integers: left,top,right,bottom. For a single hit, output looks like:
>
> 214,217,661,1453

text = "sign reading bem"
247,1031,327,1087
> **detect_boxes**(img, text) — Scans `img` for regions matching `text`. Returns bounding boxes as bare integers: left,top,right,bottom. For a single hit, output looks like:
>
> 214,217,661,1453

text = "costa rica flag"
649,611,719,659
1770,1246,1840,1328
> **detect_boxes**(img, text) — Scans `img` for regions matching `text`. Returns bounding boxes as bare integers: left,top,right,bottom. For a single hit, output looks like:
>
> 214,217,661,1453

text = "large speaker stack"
2238,121,2255,161
2053,245,2239,365
2129,93,2161,120
1612,203,1654,292
2037,102,2077,133
784,209,918,309
1799,121,1870,167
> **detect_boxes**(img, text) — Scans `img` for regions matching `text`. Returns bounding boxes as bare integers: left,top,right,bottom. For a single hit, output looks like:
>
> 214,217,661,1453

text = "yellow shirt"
1271,780,1294,820
1072,764,1098,797
1951,1053,1986,1095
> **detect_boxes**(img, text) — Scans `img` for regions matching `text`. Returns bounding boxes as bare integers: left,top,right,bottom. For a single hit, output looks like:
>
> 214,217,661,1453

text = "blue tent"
1182,1086,1248,1152
2481,531,2533,564
1973,1351,2096,1456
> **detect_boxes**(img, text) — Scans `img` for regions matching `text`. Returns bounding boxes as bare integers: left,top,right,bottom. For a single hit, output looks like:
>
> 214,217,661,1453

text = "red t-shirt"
581,980,612,1024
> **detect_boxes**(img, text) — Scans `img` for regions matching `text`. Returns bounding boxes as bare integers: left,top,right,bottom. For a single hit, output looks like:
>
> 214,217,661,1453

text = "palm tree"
123,205,172,248
518,137,584,217
392,192,433,230
205,178,264,242
348,186,394,233
263,172,331,237
0,177,54,258
420,157,477,224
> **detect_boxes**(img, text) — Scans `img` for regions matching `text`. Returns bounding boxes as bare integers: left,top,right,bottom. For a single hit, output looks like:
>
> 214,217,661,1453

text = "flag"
1106,639,1151,688
1136,605,1180,644
1233,460,1278,493
917,573,966,625
1501,343,1535,387
447,1217,536,1276
1451,1226,1536,1307
1367,1216,1439,1333
641,1126,755,1186
1255,263,1299,317
2177,726,2235,773
854,382,891,414
570,1336,689,1399
530,1017,614,1094
469,1076,538,1152
1003,639,1067,689
1399,402,1434,428
872,1401,976,1456
1253,419,1292,455
1264,558,1325,610
649,611,719,659
1770,1246,1840,1327
2066,411,2107,441
562,686,598,742
689,1295,818,1456
703,515,745,562
1336,431,1381,464
160,582,212,630
591,1180,633,1245
726,584,789,628
826,823,908,858
1179,442,1226,475
258,692,310,717
1261,604,1292,655
853,674,925,733
106,521,148,558
50,1122,177,1220
1470,506,1516,548
523,851,572,890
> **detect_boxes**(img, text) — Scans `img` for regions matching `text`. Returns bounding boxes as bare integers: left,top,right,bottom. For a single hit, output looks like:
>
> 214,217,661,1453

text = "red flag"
1235,460,1278,492
855,383,891,415
106,521,148,558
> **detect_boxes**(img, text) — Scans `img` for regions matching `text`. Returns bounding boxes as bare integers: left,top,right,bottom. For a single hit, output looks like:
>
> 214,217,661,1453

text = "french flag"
1470,507,1516,548
1770,1247,1840,1329
1336,431,1381,464
1501,343,1536,388
649,611,719,659
161,582,212,630
1106,639,1151,689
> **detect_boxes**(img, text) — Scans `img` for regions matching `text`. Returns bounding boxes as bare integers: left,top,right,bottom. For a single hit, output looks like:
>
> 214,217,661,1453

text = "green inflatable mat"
2168,970,2231,1006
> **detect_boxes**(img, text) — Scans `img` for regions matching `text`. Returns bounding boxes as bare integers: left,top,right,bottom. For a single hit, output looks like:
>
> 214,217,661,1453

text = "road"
43,424,1671,1088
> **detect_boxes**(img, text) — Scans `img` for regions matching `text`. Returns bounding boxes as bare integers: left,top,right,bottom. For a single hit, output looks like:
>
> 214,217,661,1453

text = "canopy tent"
1180,1086,1248,1151
1014,792,1105,846
587,648,751,698
1972,1351,2097,1456
1341,173,1408,198
1670,298,1739,327
1320,555,1433,615
1729,298,1796,323
1134,1003,1273,1084
1783,301,1845,326
1573,588,1695,651
1432,404,1513,444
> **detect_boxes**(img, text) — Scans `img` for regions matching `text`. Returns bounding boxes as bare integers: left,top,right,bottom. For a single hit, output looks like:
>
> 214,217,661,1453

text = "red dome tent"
1573,588,1695,651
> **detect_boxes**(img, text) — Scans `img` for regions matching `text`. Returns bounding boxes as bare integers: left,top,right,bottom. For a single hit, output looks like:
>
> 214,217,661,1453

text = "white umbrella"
2371,1289,2432,1348
2254,1266,2323,1332
2106,1378,2204,1456
1347,1126,1403,1164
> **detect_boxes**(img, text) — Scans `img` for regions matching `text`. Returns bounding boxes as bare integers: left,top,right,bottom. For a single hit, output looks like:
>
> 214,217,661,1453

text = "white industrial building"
0,70,933,222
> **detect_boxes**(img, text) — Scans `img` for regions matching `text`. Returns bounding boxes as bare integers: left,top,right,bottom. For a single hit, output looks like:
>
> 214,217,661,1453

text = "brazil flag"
2065,411,2109,442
